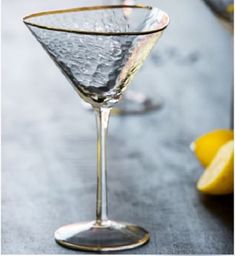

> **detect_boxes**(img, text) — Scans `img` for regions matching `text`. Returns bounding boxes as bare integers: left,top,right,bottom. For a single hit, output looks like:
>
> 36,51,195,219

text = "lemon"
197,140,234,195
226,3,234,14
191,129,233,167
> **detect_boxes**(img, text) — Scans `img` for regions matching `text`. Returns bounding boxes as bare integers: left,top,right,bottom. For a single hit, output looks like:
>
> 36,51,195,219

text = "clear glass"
81,90,163,115
83,0,163,115
23,5,169,251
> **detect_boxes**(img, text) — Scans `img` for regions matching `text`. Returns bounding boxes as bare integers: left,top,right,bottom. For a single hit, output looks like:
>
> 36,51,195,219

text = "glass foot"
55,220,150,252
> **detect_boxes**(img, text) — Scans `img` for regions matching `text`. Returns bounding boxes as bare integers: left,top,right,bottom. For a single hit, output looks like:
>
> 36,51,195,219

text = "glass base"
55,220,150,252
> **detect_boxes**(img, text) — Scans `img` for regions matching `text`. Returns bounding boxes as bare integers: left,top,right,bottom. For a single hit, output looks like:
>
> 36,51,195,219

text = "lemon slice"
197,140,234,195
191,129,233,167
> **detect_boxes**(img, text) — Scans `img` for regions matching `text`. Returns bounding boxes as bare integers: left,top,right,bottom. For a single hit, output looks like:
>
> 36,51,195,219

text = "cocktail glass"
23,5,169,251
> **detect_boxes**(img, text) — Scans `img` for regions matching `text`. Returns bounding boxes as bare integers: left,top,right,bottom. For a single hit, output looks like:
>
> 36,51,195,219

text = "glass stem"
95,107,111,223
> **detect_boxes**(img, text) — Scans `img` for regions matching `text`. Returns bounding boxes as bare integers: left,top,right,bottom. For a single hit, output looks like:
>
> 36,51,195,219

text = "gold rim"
23,5,169,36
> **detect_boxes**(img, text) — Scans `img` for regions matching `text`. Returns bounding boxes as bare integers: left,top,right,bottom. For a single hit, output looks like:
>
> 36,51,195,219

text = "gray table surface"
2,0,233,254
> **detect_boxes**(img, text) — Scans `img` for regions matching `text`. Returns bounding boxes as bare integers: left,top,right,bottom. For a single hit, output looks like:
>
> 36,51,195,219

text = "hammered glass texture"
26,7,166,107
23,6,169,252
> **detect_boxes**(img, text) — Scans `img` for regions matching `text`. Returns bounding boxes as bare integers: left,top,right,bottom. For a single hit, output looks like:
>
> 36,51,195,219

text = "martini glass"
23,5,169,252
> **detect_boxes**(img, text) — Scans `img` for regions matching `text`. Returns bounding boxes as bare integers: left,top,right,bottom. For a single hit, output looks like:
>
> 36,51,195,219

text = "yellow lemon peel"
197,140,234,195
191,129,233,167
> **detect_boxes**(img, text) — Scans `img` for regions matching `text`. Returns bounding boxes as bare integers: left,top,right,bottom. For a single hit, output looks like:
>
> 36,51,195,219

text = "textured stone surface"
2,0,233,254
